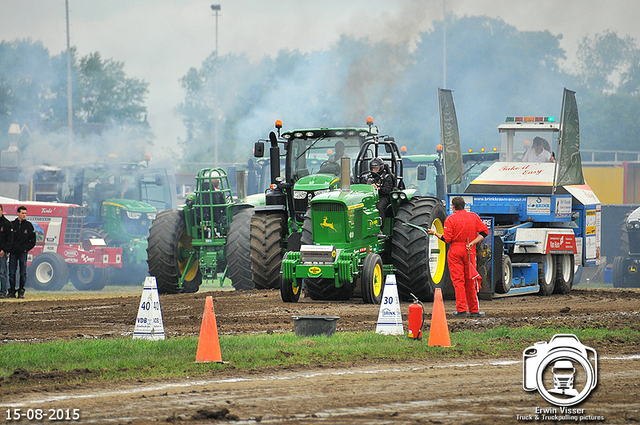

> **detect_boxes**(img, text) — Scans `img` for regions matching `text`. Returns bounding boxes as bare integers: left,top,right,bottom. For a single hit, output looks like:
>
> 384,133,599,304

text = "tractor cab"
498,116,559,163
252,119,382,225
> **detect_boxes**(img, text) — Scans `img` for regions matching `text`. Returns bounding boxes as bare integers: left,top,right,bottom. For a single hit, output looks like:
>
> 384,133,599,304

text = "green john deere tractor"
281,137,448,303
146,168,253,293
249,118,382,290
30,159,176,289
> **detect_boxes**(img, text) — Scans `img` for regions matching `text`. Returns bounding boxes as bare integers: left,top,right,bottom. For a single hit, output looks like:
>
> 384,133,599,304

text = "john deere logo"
629,265,638,274
308,266,321,275
320,216,337,232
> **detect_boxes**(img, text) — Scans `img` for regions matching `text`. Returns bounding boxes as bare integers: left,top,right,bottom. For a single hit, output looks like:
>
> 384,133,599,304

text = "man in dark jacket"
8,206,36,299
365,157,395,227
0,205,13,297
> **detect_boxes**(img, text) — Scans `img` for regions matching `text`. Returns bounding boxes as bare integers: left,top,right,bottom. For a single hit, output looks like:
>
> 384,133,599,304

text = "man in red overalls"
428,197,488,318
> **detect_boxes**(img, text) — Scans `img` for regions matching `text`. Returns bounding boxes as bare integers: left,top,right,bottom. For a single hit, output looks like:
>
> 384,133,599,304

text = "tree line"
1,16,639,166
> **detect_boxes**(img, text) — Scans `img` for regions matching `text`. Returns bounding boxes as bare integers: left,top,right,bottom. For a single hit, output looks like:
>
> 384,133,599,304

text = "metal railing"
581,150,640,164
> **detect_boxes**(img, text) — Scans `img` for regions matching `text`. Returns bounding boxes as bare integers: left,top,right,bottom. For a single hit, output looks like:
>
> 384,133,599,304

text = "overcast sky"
2,0,639,158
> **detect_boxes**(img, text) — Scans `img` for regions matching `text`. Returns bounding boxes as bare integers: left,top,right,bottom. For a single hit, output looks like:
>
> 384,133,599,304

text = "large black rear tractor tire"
250,213,284,289
227,208,254,290
391,197,447,302
147,209,202,294
361,253,384,304
28,253,70,291
301,209,312,245
553,254,574,294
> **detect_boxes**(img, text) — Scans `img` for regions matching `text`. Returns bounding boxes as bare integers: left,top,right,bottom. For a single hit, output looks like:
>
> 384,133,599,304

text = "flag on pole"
554,88,584,188
468,239,481,292
439,88,463,186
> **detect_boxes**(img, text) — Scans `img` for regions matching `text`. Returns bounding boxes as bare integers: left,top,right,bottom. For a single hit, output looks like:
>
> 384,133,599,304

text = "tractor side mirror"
254,141,265,158
417,164,427,180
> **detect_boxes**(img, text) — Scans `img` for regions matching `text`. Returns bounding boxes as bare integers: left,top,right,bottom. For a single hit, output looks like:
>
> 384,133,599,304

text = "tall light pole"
442,0,447,89
66,0,73,144
211,4,221,165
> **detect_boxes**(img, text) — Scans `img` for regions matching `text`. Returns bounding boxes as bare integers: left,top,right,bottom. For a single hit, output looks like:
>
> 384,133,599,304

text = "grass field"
1,327,638,390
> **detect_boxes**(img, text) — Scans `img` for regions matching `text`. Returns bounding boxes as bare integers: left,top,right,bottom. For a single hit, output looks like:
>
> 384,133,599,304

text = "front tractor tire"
280,269,302,303
362,253,384,304
250,213,284,289
28,253,70,291
392,197,447,302
227,208,254,290
147,209,202,294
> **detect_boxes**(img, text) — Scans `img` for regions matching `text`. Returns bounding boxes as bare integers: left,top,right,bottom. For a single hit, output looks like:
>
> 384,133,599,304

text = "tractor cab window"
292,136,361,178
140,169,173,211
498,122,559,163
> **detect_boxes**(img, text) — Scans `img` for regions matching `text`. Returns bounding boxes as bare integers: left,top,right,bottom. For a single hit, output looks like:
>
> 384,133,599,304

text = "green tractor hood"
103,199,157,213
102,198,157,241
294,173,340,191
307,184,380,248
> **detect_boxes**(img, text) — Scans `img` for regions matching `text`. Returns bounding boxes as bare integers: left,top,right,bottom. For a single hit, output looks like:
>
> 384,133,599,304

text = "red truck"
1,201,122,291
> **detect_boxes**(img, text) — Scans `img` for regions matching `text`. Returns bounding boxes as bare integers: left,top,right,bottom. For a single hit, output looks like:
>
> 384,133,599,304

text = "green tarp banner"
439,88,463,186
555,88,585,187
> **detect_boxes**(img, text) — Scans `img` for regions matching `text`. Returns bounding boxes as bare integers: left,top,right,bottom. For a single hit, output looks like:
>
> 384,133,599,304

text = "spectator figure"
0,205,12,298
330,141,345,162
522,137,554,162
319,141,346,175
8,206,36,299
365,157,395,227
428,197,488,318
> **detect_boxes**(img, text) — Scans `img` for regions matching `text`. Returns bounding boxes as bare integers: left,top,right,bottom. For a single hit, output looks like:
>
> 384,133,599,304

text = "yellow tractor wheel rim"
373,263,383,297
429,218,446,284
178,230,199,281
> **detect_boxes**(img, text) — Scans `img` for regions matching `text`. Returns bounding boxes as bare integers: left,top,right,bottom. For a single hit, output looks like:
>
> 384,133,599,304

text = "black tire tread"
227,208,254,290
612,256,629,288
250,213,283,289
146,209,202,294
391,197,447,302
553,254,574,294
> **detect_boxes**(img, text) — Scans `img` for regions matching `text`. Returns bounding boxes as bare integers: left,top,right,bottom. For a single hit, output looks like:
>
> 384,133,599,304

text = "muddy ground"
1,287,639,424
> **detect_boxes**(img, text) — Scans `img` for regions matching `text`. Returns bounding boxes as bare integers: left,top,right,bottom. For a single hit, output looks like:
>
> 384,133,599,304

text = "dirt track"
1,287,639,424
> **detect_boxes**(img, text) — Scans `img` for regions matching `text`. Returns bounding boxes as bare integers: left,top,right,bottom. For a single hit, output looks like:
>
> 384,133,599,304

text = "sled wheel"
553,254,574,294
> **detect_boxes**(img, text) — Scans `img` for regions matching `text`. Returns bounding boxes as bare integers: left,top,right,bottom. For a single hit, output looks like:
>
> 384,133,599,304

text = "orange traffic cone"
196,296,223,363
428,288,451,347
